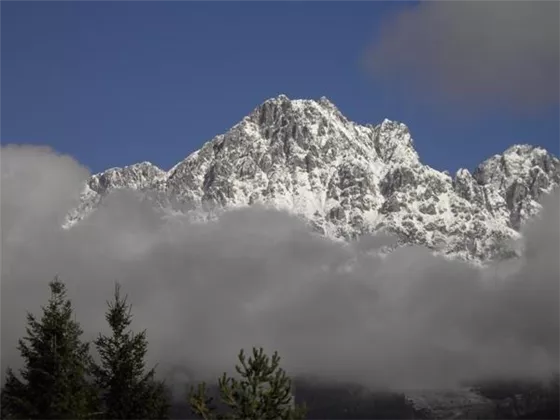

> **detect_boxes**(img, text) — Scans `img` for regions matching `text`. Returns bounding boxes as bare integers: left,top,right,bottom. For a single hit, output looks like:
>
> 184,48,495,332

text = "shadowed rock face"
64,95,559,263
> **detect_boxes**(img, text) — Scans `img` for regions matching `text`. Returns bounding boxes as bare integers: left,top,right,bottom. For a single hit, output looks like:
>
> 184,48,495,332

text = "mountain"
64,95,560,262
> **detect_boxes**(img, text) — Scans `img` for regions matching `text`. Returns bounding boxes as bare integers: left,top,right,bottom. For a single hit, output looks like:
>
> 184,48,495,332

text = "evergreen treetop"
91,282,170,419
189,347,306,420
1,277,96,419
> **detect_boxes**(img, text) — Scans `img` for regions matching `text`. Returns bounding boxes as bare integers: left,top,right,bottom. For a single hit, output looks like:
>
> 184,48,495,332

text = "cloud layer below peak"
1,145,559,393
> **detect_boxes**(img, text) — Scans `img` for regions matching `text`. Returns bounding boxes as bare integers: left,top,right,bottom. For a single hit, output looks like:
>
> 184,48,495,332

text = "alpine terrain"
61,95,560,419
65,95,560,263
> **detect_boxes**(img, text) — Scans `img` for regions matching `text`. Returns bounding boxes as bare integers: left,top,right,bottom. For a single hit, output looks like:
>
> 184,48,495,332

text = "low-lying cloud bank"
1,145,559,393
365,1,560,113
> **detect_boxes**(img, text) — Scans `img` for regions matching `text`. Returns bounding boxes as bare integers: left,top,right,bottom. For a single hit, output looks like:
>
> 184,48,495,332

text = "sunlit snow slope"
65,95,560,262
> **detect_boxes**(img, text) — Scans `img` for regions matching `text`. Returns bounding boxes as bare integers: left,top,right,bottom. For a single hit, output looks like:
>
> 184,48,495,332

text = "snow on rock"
63,95,560,262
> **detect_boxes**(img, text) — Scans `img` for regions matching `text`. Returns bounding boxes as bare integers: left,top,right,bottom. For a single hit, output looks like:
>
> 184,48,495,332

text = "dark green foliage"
91,282,170,419
0,277,97,419
189,347,306,420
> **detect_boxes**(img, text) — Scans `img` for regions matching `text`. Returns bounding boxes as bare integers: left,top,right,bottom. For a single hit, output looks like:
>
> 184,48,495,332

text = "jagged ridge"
65,95,560,262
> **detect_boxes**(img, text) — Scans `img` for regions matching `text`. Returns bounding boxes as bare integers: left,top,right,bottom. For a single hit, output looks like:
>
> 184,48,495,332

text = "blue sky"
2,1,559,174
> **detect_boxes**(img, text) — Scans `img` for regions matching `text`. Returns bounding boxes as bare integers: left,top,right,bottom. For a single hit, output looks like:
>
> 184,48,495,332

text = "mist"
365,1,560,114
1,145,559,395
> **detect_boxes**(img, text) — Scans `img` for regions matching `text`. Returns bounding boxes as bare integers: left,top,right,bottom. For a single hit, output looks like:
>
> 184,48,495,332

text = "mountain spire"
63,96,560,263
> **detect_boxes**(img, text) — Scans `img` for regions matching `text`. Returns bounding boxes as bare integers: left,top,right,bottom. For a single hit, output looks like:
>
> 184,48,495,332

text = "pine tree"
0,277,97,419
189,347,306,420
91,282,170,419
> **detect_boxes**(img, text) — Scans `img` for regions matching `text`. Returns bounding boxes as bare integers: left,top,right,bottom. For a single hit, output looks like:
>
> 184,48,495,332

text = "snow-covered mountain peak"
472,144,559,194
64,96,559,262
317,95,336,108
372,118,419,167
246,94,349,130
455,168,472,178
90,161,166,190
475,145,556,180
464,143,560,231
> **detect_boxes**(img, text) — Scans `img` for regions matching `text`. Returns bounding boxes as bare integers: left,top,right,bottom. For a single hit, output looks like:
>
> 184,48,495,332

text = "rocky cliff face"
64,95,560,262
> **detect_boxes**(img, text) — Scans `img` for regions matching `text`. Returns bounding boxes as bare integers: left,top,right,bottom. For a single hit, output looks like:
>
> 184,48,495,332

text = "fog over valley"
2,145,559,401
